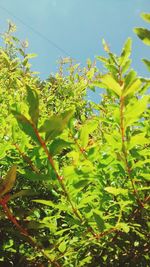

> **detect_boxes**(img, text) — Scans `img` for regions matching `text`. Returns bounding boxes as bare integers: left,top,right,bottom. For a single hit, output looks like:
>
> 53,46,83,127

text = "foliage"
134,12,150,71
0,19,149,267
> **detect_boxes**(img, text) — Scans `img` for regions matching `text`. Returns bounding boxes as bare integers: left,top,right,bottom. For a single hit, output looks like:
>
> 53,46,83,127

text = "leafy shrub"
0,18,149,267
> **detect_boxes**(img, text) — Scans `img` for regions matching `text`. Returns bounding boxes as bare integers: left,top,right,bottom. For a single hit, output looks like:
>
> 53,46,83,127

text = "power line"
0,4,71,57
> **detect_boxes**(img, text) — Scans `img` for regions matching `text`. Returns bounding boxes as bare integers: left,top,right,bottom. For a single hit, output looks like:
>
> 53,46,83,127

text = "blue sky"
0,0,150,82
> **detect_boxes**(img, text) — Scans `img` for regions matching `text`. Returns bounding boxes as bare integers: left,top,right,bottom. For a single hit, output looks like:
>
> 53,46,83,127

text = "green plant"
0,18,149,267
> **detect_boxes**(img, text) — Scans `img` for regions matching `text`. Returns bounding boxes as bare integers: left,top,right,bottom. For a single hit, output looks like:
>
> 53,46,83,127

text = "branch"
0,195,61,267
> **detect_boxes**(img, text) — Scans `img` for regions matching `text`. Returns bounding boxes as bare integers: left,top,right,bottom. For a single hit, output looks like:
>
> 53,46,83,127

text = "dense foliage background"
0,13,150,267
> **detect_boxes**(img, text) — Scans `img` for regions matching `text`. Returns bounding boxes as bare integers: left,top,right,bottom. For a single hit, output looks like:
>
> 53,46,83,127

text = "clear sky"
0,0,150,82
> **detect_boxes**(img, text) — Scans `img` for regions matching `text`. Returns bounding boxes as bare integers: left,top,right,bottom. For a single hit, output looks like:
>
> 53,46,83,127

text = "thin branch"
14,143,39,173
31,122,83,222
0,195,61,267
120,93,144,208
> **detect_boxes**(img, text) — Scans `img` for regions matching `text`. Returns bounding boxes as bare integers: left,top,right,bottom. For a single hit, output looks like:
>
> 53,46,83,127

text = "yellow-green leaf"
39,109,74,141
0,166,17,197
105,187,128,196
134,27,150,46
120,38,132,66
58,241,66,253
128,133,149,150
123,79,142,97
100,74,121,96
26,85,39,126
141,13,150,23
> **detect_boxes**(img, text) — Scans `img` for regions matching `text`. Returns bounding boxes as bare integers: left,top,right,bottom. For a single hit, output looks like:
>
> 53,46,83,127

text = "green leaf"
33,199,68,211
33,199,55,207
96,56,108,63
142,59,150,72
0,144,10,159
117,223,130,233
39,109,74,141
120,38,132,66
80,119,98,148
102,39,110,53
134,27,150,46
124,70,137,88
24,170,50,181
100,74,121,96
125,96,149,127
10,189,37,200
0,166,17,197
137,186,150,191
139,173,150,181
26,85,39,126
74,179,88,189
93,210,105,231
128,133,149,150
123,79,142,97
26,53,37,59
121,59,131,74
78,256,92,267
105,187,128,196
11,110,39,143
49,138,72,156
58,241,66,253
141,13,150,23
104,132,122,150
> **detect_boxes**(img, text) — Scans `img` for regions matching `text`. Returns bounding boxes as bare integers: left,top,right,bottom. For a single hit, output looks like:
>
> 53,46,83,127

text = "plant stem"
0,196,61,267
31,122,83,222
119,95,144,207
14,143,39,173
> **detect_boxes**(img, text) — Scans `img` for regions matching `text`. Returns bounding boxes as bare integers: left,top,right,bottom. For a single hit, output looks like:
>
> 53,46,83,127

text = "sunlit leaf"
128,133,149,150
11,110,39,143
80,119,98,148
100,74,121,96
120,38,132,66
39,109,74,141
49,138,72,156
141,13,150,23
123,79,142,97
117,223,130,233
105,187,128,196
134,27,150,46
26,85,39,126
58,241,66,253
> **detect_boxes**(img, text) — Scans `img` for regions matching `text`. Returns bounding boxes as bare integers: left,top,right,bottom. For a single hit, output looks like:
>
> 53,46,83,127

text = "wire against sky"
0,4,71,57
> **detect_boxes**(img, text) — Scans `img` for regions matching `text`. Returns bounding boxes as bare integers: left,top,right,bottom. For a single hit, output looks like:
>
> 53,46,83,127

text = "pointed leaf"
24,170,50,181
125,96,149,127
105,187,128,196
100,74,121,96
0,166,17,197
141,13,150,23
26,85,39,126
123,79,142,97
128,133,149,150
80,119,98,148
134,28,150,46
11,110,39,143
124,70,137,88
93,210,105,231
102,39,110,53
58,241,66,253
39,109,74,141
142,59,150,72
120,38,132,66
49,138,72,156
117,223,130,233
